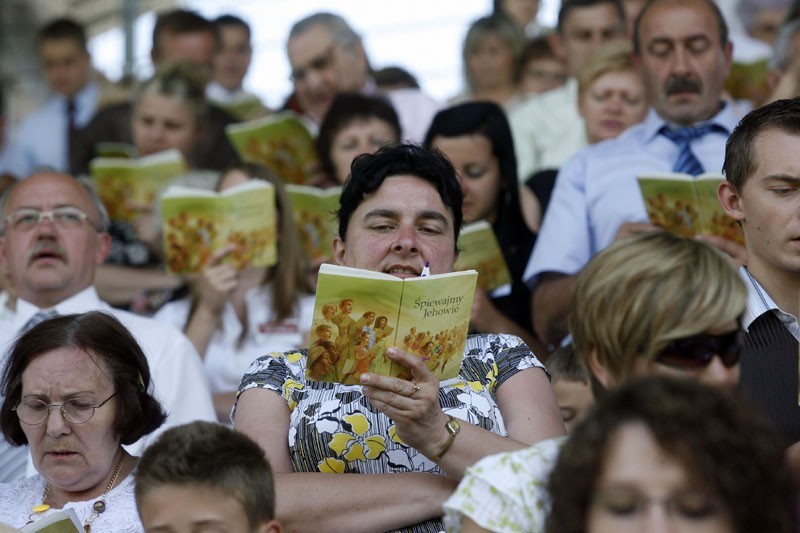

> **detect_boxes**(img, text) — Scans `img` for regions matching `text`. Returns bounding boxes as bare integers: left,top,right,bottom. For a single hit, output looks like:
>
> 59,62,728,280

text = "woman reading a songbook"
0,312,166,532
425,101,544,356
154,164,315,422
233,144,565,532
95,62,239,314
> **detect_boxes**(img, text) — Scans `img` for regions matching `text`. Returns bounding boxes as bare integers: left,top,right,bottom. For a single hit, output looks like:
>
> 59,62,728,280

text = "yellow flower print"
318,457,345,474
282,378,304,409
287,351,304,364
388,425,408,446
327,413,387,463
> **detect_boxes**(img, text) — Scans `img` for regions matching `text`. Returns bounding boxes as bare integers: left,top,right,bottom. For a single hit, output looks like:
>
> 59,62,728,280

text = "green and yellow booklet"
307,264,477,385
454,220,512,292
21,507,82,532
225,111,319,184
213,93,271,121
90,148,186,223
285,184,342,263
160,180,276,274
637,172,744,245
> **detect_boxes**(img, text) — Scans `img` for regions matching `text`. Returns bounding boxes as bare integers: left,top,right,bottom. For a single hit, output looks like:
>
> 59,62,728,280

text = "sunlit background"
89,0,560,108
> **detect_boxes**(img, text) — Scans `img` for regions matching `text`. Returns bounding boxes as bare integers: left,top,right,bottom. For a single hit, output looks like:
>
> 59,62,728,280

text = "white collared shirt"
740,266,800,341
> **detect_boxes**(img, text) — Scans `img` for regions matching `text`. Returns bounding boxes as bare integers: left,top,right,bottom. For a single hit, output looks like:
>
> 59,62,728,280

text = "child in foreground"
135,421,282,533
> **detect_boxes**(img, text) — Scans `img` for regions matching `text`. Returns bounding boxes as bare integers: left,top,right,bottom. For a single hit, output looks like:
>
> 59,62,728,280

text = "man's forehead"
563,4,621,32
8,174,90,208
639,0,718,41
288,24,335,64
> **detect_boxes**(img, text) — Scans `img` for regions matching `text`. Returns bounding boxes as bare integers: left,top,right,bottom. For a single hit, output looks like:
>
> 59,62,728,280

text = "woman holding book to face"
96,62,230,313
154,163,315,422
424,101,544,355
233,143,565,532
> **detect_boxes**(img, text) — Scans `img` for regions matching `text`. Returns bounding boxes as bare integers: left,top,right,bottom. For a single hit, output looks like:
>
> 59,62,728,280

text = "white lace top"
0,473,142,532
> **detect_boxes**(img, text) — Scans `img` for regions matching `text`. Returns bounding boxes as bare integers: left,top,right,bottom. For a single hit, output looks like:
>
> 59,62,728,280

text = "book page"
161,182,276,273
398,271,477,380
286,185,342,264
20,508,82,532
309,267,404,384
637,175,703,237
226,112,319,184
693,177,745,245
90,149,186,223
455,221,511,292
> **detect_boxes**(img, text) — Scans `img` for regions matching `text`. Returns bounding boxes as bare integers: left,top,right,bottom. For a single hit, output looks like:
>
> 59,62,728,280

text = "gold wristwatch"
431,416,461,462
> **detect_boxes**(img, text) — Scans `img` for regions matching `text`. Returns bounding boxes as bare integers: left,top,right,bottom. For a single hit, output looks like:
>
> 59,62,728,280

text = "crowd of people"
1,0,800,531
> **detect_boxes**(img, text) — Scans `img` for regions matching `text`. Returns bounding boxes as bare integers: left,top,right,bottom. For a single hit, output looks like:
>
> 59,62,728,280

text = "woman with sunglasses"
443,231,748,533
0,312,166,531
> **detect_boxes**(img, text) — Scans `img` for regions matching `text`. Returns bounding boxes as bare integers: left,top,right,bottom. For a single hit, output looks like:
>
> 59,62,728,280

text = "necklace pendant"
92,500,106,514
84,524,91,533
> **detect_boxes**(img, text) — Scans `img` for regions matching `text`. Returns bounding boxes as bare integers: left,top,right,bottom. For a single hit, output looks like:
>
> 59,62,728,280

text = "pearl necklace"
27,452,126,532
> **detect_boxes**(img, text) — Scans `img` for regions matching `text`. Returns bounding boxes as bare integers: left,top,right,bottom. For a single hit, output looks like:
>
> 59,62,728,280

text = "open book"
637,172,744,245
308,264,478,385
285,184,342,263
225,111,320,185
454,221,512,292
90,149,186,223
160,180,276,274
20,507,82,532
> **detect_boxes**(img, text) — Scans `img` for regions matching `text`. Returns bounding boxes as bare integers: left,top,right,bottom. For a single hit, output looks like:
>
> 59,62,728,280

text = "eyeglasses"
13,392,116,425
654,329,743,369
289,44,337,83
4,207,94,232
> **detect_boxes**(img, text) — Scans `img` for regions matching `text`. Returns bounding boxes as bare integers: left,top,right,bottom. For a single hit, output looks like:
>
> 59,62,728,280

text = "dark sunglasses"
654,329,744,369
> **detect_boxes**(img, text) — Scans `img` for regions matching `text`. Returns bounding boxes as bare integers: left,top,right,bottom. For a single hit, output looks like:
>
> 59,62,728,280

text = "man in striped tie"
719,97,800,458
525,0,744,350
0,171,216,483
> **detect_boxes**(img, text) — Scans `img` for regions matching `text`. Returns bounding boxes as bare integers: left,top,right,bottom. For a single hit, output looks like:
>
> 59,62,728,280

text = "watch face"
447,418,461,434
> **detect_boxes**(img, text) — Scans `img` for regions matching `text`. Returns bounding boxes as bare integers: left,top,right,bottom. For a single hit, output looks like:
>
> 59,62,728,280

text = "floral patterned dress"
235,333,546,533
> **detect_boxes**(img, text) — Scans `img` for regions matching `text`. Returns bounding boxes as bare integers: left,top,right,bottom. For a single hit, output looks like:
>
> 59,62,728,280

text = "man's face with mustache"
0,173,110,308
635,0,732,127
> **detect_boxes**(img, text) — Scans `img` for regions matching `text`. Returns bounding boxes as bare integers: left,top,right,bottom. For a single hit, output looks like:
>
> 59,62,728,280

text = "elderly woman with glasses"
0,311,166,532
443,231,748,533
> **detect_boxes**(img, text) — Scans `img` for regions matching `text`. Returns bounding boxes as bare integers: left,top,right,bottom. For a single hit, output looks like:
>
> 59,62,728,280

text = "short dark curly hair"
336,143,463,246
546,377,796,533
0,311,166,446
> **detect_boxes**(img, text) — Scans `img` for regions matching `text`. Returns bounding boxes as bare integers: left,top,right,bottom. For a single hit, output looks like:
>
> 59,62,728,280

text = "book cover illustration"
94,141,139,159
637,173,744,245
307,264,478,385
90,148,186,223
454,220,512,292
20,507,82,532
225,111,319,184
161,180,277,274
285,184,342,264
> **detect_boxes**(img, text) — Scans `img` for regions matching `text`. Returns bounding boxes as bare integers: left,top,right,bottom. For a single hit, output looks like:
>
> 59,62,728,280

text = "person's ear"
718,181,745,222
332,235,346,265
95,231,112,264
257,519,283,533
587,347,616,389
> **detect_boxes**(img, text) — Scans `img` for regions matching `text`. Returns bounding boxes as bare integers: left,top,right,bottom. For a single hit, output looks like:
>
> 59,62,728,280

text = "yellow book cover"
308,264,478,385
20,507,82,532
160,180,276,274
285,184,342,263
214,94,271,121
225,111,319,184
455,220,512,292
637,172,744,245
90,148,186,223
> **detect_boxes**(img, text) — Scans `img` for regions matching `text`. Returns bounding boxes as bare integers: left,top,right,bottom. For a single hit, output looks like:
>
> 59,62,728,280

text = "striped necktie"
0,309,59,482
659,124,723,176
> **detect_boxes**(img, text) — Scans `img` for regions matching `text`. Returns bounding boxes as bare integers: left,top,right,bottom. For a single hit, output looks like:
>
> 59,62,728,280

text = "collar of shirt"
641,101,737,144
58,80,101,128
13,285,104,332
740,266,800,341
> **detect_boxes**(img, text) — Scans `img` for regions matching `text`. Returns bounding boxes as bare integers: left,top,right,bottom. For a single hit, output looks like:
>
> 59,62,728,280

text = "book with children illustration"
20,507,82,532
637,172,744,245
89,148,186,223
285,184,342,264
225,111,320,185
454,220,512,292
160,180,277,274
307,263,478,385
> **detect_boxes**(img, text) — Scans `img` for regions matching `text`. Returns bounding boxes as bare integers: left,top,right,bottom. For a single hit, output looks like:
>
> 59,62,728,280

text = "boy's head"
135,421,281,533
547,344,593,433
